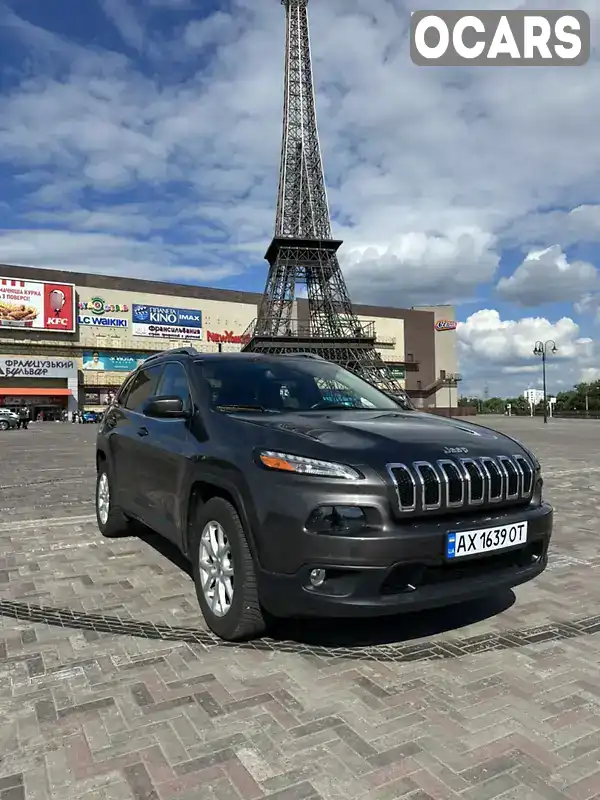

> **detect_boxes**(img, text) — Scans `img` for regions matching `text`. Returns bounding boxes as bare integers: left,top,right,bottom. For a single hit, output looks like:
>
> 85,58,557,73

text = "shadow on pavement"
266,591,515,648
136,525,516,649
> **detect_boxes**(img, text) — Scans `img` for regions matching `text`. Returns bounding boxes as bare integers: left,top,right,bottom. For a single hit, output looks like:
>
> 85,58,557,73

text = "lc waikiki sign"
78,296,129,329
435,319,458,332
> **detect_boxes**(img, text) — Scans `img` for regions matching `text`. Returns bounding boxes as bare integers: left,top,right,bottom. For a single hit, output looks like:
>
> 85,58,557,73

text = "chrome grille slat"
387,453,536,515
437,459,464,508
386,463,416,511
479,456,503,503
498,456,520,500
414,461,442,511
461,458,485,505
513,454,534,497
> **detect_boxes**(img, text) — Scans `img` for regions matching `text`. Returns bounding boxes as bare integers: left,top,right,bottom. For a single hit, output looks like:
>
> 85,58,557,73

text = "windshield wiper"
216,404,279,413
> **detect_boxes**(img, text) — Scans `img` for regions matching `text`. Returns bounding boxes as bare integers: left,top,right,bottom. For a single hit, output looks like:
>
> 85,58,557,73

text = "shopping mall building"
0,263,459,419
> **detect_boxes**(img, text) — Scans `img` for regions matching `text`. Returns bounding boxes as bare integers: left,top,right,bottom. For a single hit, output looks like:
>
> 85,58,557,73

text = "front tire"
0,420,8,431
95,464,132,538
191,497,266,641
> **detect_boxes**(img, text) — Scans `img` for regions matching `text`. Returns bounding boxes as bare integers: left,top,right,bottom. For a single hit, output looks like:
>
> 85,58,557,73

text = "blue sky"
0,0,599,396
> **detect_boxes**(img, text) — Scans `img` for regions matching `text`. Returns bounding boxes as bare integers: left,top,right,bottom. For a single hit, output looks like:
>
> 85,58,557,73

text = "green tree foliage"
554,380,600,412
459,380,600,414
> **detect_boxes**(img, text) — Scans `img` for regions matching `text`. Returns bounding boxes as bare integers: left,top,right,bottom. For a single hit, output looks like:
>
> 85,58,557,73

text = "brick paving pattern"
1,417,600,800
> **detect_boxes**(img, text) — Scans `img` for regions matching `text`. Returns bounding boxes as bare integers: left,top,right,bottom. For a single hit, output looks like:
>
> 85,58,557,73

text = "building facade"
0,264,458,417
524,388,544,405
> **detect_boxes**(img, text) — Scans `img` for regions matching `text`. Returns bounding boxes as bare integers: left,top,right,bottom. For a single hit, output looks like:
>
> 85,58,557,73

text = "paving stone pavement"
1,417,600,800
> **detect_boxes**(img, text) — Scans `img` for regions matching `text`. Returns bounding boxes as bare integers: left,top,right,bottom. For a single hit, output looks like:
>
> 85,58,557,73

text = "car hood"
240,409,525,461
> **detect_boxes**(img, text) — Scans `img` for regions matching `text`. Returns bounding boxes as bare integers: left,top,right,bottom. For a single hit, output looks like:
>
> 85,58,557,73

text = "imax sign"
132,304,202,328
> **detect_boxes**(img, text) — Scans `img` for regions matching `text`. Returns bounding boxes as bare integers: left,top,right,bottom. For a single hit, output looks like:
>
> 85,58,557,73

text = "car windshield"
195,357,413,412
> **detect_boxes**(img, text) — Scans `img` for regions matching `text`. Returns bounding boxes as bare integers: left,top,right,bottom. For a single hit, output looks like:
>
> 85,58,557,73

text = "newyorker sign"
0,356,77,378
206,330,247,345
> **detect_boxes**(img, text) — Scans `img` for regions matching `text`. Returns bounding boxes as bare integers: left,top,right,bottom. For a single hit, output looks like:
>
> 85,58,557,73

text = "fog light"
309,568,326,587
305,505,367,534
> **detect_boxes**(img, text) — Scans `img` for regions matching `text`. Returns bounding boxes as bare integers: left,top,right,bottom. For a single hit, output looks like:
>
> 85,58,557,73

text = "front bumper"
257,502,553,618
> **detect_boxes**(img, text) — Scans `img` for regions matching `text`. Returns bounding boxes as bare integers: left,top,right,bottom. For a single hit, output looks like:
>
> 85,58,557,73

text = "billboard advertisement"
132,304,202,340
83,388,118,406
0,276,76,333
82,351,147,372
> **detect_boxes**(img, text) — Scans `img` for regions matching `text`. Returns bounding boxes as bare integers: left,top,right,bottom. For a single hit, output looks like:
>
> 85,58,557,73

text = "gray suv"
95,348,553,642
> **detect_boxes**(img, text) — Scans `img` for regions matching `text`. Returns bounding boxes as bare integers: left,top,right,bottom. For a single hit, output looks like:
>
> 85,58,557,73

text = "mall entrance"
0,390,72,421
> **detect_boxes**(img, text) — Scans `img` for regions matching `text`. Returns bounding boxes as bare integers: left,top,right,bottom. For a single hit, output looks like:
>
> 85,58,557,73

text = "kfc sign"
206,330,246,345
0,277,76,333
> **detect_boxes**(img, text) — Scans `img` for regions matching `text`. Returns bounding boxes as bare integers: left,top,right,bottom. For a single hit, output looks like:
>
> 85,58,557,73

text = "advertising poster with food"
0,277,76,333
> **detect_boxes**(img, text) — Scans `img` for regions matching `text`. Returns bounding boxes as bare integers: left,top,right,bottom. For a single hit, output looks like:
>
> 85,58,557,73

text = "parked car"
0,409,19,431
83,411,99,424
95,347,553,642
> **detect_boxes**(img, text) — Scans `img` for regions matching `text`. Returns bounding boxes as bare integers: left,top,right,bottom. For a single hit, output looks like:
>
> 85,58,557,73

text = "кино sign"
0,277,76,333
132,304,203,340
0,356,77,378
435,319,458,332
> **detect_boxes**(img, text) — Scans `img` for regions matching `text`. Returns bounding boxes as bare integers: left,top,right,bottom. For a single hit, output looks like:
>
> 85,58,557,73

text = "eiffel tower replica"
241,0,404,394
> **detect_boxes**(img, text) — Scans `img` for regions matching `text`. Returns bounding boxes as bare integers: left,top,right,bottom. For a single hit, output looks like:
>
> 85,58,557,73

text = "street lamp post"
533,340,557,424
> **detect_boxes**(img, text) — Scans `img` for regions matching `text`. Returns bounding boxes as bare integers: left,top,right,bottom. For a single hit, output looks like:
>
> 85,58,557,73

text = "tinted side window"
124,366,163,412
116,374,136,406
156,362,191,408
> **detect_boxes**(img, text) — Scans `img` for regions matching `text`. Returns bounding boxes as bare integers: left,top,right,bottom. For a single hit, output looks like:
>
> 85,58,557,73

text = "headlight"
258,450,361,480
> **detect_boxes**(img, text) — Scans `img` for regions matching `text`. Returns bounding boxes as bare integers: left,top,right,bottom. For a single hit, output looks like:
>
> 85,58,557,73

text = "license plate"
446,521,528,559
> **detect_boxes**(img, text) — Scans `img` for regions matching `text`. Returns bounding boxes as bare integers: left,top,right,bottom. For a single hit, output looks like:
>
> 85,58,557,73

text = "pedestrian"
18,406,30,430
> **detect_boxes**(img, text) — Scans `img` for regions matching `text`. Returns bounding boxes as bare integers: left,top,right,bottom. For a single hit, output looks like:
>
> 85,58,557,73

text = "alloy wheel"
198,520,234,617
97,473,110,525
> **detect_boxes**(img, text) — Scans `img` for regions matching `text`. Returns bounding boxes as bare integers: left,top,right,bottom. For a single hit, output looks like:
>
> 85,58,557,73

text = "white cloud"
342,227,499,306
496,245,598,306
0,229,239,284
0,0,599,390
0,0,598,301
457,309,596,395
100,0,146,52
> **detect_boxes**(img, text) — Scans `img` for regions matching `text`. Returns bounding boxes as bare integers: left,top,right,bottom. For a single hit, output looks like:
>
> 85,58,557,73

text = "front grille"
387,454,535,517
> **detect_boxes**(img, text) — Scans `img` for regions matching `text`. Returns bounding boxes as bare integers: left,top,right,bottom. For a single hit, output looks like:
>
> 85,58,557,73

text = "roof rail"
284,352,326,360
143,347,198,364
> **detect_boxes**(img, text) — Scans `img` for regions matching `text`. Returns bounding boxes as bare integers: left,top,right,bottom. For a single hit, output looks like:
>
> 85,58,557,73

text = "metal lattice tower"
242,0,404,394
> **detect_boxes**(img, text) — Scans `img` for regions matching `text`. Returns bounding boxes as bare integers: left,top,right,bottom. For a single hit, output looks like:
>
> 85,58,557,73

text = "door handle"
137,426,149,437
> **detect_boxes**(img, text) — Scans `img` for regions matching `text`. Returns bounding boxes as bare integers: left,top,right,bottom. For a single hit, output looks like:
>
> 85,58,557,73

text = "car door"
136,361,196,545
114,364,164,523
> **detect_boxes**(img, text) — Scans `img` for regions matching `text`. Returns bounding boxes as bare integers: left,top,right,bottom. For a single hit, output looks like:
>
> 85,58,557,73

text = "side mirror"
144,395,190,419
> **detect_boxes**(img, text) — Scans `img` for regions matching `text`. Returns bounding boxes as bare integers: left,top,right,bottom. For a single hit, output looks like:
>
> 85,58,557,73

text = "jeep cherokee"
95,347,552,641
